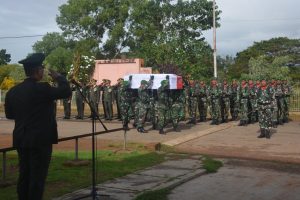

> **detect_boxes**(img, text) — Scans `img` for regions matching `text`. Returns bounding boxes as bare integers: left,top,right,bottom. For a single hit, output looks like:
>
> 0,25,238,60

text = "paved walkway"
169,159,300,200
54,155,205,200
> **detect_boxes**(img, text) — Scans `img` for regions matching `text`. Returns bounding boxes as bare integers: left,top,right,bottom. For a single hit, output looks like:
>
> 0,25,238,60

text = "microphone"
71,79,81,88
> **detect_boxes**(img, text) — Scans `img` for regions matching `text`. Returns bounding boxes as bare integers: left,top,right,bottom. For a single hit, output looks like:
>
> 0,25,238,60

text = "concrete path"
169,159,300,200
54,155,205,200
173,121,300,164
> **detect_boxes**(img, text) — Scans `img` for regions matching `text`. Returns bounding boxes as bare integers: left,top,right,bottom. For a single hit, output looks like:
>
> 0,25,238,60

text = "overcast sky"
0,0,299,63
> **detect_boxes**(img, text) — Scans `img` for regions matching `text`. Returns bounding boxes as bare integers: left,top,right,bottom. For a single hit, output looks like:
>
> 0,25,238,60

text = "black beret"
18,53,45,69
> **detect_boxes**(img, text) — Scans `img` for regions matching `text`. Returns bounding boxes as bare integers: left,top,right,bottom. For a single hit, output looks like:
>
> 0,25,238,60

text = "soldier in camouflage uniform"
89,79,101,118
248,79,258,123
170,89,185,131
157,79,170,134
282,79,292,123
103,80,113,120
220,79,231,123
275,80,285,125
208,79,221,125
75,81,85,119
187,80,198,124
269,79,278,127
239,80,249,126
135,77,154,133
114,78,124,120
230,79,240,121
119,78,132,130
257,79,273,139
254,80,261,121
197,80,208,122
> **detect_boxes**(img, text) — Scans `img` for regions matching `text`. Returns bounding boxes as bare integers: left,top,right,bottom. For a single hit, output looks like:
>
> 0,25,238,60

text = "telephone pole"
213,0,217,78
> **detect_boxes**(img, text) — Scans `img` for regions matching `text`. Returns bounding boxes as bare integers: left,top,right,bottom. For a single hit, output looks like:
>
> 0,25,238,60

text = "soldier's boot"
265,129,271,139
224,117,228,123
133,123,137,128
159,129,166,135
187,118,196,124
138,127,147,133
123,123,129,131
257,129,265,138
272,121,277,128
173,126,180,132
210,120,215,125
215,119,220,125
238,120,244,126
278,119,283,125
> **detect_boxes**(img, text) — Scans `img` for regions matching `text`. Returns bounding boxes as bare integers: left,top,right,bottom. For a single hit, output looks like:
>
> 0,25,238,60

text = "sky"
0,0,299,64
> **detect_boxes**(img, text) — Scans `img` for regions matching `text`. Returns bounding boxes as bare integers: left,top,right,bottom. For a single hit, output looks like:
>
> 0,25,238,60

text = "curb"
159,121,239,149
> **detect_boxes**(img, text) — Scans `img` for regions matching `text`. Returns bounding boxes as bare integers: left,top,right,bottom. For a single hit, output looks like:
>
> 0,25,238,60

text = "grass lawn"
0,149,165,200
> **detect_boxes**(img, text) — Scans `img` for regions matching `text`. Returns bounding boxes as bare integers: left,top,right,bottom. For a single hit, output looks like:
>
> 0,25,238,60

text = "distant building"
93,58,152,85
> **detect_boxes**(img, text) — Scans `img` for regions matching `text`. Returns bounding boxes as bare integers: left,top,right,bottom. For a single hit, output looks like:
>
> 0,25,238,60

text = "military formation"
61,76,292,138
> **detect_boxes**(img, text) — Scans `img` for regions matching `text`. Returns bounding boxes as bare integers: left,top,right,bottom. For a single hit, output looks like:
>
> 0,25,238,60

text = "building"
93,58,152,85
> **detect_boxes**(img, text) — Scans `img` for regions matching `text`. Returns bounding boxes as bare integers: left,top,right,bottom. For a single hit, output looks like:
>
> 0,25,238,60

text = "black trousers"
17,145,52,200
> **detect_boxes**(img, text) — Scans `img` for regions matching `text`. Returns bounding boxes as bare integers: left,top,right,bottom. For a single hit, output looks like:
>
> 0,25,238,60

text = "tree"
56,0,221,78
228,37,300,79
45,47,73,73
32,32,67,56
0,49,11,65
241,55,291,80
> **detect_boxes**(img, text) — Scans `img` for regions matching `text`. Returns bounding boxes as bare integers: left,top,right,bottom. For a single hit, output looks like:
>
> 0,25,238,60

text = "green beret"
123,80,130,87
141,80,147,85
19,53,45,69
161,80,168,86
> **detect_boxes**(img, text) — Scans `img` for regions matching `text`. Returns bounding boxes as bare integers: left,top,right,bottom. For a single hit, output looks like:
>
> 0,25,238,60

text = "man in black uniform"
4,53,71,200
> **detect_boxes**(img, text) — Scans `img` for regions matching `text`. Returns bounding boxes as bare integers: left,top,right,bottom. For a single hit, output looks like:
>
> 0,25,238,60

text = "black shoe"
215,120,220,125
210,120,215,125
123,124,129,131
272,122,277,128
133,123,137,128
187,119,196,124
159,129,166,135
138,127,147,133
278,119,283,125
265,129,271,139
173,126,180,132
257,129,265,138
238,120,244,126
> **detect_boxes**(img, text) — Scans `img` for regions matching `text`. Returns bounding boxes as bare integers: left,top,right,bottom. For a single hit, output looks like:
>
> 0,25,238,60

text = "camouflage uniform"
187,82,198,124
103,81,113,120
170,89,185,131
257,81,273,139
274,81,285,125
119,80,132,129
197,81,208,122
248,81,258,123
220,81,231,123
157,80,170,134
282,80,292,123
89,80,101,117
136,78,153,133
75,83,85,119
239,81,249,126
230,81,240,120
208,80,221,125
270,81,278,127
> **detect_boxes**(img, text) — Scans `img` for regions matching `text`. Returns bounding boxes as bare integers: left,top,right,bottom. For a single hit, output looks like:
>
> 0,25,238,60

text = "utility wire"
0,34,44,40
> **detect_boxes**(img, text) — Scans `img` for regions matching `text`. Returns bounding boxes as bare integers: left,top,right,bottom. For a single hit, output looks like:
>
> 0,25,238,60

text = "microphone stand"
72,81,108,200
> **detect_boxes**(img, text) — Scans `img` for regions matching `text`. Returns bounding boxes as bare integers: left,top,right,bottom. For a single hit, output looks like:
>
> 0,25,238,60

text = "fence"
0,128,123,181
